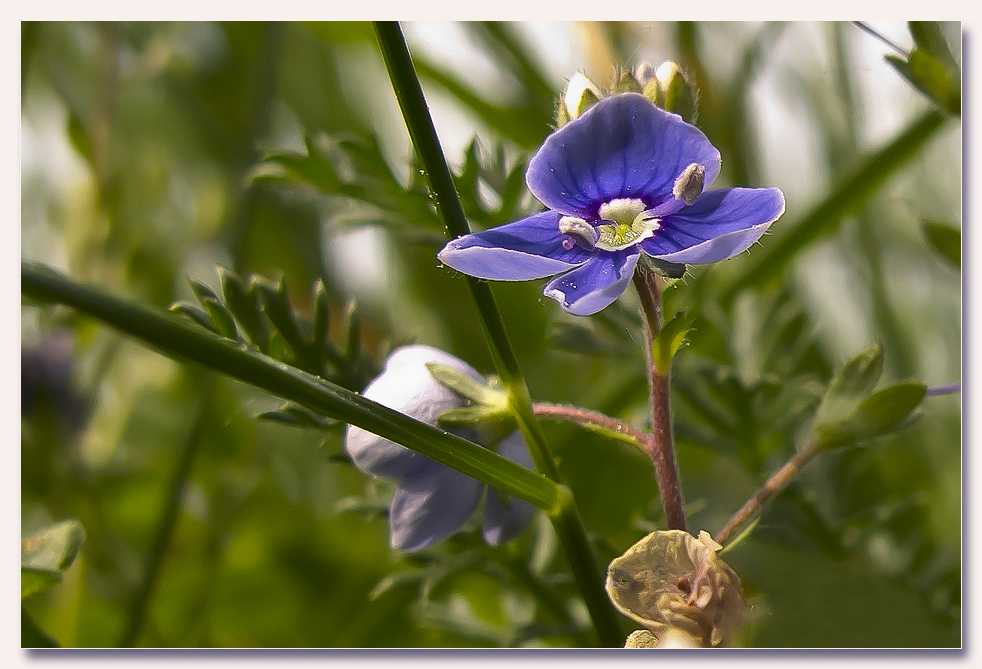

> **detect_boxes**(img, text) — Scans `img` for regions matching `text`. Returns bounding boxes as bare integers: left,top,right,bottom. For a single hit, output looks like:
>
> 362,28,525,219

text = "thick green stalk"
22,260,560,514
373,21,622,647
720,109,948,301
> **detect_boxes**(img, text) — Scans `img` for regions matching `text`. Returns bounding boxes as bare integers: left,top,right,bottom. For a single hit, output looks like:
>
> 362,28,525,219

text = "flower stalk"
532,403,649,450
714,440,823,546
374,21,622,647
633,266,687,532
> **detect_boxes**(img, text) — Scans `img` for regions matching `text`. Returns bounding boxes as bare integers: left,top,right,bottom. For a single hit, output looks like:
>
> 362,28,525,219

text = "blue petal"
389,460,484,551
640,187,785,264
483,432,536,546
345,346,483,481
543,250,640,316
437,212,591,280
526,93,721,219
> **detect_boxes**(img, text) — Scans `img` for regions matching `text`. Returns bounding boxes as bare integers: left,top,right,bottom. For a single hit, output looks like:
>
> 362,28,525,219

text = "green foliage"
256,133,444,238
922,220,960,267
21,21,959,648
425,363,507,407
884,22,961,115
21,519,86,599
652,311,691,375
815,380,927,449
21,519,86,647
174,268,375,392
812,346,926,449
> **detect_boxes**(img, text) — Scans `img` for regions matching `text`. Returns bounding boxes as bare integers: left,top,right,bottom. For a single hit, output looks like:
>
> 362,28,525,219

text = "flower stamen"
559,216,599,250
673,163,706,205
594,198,660,251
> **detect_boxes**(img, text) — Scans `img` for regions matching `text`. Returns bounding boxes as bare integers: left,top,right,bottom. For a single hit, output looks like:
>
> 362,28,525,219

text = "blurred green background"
21,21,960,647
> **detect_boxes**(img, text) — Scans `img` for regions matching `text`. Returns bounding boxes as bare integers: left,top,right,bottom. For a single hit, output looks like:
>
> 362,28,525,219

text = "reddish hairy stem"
532,402,649,448
632,268,687,532
714,441,822,546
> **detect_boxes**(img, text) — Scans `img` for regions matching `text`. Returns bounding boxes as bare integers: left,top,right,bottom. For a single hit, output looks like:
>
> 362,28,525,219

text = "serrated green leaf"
653,311,690,374
425,362,507,408
254,277,305,352
815,381,927,449
169,302,220,334
255,135,342,192
22,519,85,598
201,297,237,340
814,345,884,427
922,220,961,267
25,231,564,521
188,279,220,304
219,267,268,348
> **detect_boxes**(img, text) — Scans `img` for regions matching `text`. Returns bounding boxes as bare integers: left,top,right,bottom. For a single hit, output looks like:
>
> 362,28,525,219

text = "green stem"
22,260,560,514
632,267,686,532
720,109,949,301
374,21,622,647
120,375,213,647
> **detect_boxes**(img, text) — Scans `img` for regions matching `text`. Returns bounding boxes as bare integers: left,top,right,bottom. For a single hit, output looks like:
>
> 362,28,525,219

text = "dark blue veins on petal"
528,94,722,218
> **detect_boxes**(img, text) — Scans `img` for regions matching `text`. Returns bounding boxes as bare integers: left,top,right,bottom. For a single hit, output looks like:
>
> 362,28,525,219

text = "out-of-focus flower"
606,529,747,648
344,345,535,551
438,92,785,316
21,332,88,435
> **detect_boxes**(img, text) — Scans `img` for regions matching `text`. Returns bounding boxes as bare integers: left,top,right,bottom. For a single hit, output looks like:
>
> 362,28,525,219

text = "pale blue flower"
345,345,534,551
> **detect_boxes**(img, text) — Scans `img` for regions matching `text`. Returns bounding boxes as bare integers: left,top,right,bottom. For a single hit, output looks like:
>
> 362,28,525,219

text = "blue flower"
438,92,786,316
344,345,535,551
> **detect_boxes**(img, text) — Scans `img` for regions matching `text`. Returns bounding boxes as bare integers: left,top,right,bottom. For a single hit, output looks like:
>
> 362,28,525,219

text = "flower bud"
606,529,747,648
614,69,642,94
557,72,602,126
659,61,699,123
637,61,699,124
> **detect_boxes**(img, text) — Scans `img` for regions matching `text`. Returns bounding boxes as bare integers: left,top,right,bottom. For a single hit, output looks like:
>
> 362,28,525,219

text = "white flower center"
557,198,662,252
595,198,660,251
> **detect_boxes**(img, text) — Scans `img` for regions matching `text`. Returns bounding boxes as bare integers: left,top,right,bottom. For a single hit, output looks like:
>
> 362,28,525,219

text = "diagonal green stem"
714,440,823,546
374,21,622,647
22,260,560,514
720,109,949,301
